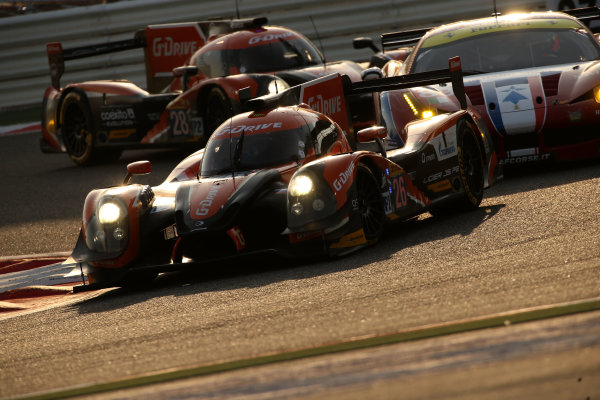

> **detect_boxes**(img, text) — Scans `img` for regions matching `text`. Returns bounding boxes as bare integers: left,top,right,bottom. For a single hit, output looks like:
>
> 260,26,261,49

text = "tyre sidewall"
457,121,484,209
60,91,95,165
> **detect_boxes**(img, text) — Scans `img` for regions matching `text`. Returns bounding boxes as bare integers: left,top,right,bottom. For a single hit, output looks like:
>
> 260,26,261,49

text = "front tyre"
456,120,484,210
356,164,385,241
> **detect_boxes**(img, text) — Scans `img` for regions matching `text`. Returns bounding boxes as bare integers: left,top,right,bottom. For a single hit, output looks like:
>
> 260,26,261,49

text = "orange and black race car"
40,17,364,165
65,57,500,290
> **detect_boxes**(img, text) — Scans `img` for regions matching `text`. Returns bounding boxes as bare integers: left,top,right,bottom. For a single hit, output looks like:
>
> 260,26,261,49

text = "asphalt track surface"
1,131,599,399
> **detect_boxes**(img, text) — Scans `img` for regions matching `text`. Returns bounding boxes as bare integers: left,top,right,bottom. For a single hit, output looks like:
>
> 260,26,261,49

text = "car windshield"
231,38,323,73
200,126,312,176
411,27,600,74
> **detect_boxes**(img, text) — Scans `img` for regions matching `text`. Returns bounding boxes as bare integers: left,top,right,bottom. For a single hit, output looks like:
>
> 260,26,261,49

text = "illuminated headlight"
289,174,314,196
98,202,121,224
268,79,289,95
594,86,600,103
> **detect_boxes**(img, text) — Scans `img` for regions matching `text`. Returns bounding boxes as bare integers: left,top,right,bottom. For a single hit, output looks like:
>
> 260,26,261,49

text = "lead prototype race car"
68,57,500,290
363,7,600,165
41,17,364,165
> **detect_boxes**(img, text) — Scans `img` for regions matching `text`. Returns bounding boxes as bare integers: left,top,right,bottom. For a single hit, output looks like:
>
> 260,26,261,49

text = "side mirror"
357,126,387,157
173,65,198,91
353,37,380,53
124,160,152,184
238,86,252,105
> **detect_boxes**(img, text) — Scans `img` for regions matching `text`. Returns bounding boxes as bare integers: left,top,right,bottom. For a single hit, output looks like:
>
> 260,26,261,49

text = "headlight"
268,79,288,95
98,202,121,224
594,86,600,103
289,174,314,196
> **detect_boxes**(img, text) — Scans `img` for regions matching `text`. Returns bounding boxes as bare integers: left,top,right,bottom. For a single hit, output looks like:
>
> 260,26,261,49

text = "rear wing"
381,27,431,51
46,17,267,92
246,56,466,134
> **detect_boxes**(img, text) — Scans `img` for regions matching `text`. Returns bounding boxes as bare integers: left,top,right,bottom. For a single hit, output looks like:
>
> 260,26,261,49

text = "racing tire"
356,164,386,241
61,92,122,166
456,120,485,210
204,87,232,136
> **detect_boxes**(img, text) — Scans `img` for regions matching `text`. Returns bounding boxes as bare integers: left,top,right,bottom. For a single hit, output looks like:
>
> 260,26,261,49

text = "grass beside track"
17,297,600,400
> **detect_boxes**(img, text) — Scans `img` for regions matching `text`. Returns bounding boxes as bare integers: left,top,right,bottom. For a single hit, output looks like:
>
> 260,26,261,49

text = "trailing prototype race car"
367,7,600,165
68,57,500,290
41,17,364,165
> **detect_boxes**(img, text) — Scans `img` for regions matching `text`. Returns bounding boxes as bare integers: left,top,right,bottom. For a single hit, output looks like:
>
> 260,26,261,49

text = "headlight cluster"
288,172,336,229
85,196,129,254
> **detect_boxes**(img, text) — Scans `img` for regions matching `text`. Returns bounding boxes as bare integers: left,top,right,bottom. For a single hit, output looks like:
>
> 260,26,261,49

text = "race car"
68,57,500,290
371,7,600,165
40,17,364,165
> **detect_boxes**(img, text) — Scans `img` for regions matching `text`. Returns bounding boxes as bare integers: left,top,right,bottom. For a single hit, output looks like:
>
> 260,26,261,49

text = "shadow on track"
487,158,600,198
70,202,505,315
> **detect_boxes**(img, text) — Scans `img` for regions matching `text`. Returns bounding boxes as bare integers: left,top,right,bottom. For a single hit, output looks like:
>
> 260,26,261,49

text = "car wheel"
456,120,484,210
61,91,96,165
356,164,385,241
61,92,122,165
204,87,232,135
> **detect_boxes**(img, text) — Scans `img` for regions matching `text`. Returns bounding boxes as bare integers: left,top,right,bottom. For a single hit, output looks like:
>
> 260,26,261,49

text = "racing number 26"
170,109,190,136
392,174,407,209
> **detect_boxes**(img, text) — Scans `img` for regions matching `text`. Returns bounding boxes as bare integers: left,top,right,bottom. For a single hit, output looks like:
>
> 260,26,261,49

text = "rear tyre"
456,120,484,210
204,87,232,136
61,92,122,165
356,164,385,241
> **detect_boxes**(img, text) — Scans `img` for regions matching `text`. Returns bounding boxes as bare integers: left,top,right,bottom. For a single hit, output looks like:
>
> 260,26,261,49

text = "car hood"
411,60,600,112
174,168,284,234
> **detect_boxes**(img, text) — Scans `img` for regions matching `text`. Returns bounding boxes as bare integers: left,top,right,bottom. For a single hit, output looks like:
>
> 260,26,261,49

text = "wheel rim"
63,103,92,158
460,131,484,197
357,168,385,240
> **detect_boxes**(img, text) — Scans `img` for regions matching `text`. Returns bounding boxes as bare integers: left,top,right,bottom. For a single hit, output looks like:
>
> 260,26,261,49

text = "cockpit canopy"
190,26,324,77
410,16,600,74
200,107,346,176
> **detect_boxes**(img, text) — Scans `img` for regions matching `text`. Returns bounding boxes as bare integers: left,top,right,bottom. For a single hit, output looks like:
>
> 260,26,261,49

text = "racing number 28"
170,109,190,136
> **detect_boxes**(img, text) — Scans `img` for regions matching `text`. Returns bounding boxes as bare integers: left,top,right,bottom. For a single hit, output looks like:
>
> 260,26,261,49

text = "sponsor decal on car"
480,75,545,136
299,74,350,133
152,37,198,57
329,228,367,249
145,23,206,78
195,184,221,216
431,127,457,161
100,107,136,128
333,160,355,191
248,31,296,45
214,122,284,138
